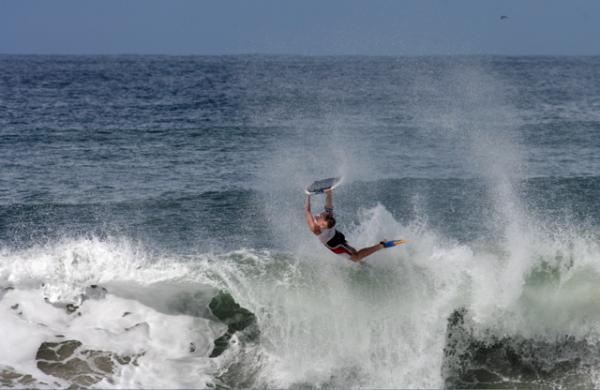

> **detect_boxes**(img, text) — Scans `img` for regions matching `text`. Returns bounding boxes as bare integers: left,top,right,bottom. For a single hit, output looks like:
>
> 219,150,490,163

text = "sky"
1,0,600,56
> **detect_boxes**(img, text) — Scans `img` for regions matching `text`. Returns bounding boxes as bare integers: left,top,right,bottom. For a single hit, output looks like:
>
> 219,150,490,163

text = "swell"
4,176,600,251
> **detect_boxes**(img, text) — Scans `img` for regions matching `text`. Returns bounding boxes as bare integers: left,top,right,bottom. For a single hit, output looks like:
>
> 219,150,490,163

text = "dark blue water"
2,55,600,388
2,56,600,250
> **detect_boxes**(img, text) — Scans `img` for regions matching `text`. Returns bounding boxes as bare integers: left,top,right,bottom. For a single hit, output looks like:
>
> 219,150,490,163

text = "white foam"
0,238,229,388
0,285,226,388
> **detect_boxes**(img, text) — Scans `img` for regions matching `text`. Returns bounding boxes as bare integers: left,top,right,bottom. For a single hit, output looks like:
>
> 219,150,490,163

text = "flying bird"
500,15,509,20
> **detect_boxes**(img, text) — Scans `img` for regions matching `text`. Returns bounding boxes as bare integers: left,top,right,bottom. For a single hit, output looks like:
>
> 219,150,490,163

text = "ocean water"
2,55,600,388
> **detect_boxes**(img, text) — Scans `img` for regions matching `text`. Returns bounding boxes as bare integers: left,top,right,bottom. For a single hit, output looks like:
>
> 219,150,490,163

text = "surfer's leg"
350,242,384,262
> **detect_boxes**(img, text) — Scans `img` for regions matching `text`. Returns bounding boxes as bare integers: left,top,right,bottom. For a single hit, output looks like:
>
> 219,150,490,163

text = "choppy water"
2,55,600,388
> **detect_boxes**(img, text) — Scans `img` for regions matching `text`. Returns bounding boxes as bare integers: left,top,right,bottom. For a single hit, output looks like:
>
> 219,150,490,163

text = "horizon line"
1,52,600,58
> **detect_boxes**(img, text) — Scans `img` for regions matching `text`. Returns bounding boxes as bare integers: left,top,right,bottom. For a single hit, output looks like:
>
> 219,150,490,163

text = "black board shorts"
325,230,355,258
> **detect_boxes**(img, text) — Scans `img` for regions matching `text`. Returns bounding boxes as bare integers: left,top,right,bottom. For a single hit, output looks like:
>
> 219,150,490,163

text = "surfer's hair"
325,214,336,228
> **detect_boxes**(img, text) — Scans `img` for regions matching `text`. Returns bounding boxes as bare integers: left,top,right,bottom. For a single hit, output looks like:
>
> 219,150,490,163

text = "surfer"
304,188,398,263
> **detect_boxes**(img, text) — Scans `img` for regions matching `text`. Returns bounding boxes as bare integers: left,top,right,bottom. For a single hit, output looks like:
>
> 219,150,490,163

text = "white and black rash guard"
316,206,350,251
318,225,336,246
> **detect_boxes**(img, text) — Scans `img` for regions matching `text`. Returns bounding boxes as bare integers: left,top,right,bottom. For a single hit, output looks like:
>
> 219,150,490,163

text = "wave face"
2,55,600,388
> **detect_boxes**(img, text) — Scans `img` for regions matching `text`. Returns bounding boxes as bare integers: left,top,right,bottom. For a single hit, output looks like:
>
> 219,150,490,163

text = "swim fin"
381,239,408,248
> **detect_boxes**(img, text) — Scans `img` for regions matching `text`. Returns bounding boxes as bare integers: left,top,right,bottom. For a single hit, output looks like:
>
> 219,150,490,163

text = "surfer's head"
315,212,335,229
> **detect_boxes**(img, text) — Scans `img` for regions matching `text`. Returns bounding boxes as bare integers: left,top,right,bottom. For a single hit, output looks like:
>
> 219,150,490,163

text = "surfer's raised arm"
304,195,320,235
324,188,334,216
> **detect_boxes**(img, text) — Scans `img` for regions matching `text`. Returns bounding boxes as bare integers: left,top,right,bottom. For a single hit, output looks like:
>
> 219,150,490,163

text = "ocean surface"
2,55,600,388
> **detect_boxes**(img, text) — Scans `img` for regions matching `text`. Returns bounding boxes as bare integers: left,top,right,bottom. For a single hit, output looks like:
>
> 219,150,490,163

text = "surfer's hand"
324,188,332,194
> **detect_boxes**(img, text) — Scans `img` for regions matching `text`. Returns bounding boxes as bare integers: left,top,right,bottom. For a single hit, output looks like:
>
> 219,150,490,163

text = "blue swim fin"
381,239,408,248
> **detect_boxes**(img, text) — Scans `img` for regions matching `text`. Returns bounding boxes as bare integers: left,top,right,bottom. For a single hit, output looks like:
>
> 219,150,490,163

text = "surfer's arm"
304,195,319,234
324,188,334,215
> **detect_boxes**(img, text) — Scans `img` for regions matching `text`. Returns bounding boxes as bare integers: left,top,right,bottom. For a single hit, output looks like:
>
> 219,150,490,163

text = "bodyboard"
305,177,342,195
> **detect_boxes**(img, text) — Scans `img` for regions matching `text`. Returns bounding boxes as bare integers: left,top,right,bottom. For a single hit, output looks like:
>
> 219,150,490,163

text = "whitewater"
2,55,600,388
